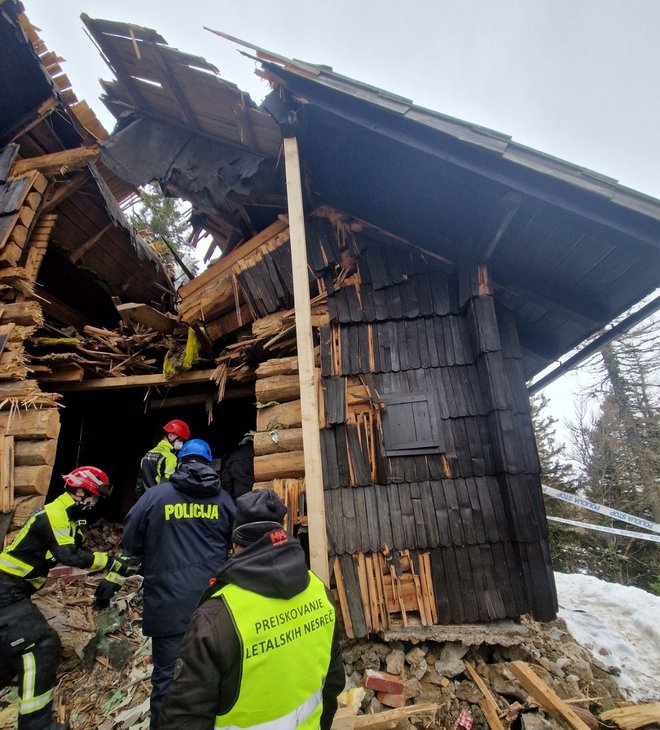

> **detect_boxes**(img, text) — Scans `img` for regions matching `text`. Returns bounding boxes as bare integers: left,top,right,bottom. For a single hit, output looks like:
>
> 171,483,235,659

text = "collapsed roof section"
82,15,286,262
85,18,660,379
0,2,173,322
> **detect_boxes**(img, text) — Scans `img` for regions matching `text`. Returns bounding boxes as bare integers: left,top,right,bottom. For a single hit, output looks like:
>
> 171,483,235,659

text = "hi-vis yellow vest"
212,571,335,730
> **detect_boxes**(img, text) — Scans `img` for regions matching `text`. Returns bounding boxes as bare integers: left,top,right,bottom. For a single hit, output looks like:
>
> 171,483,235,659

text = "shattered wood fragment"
600,703,660,730
352,703,440,728
507,661,592,730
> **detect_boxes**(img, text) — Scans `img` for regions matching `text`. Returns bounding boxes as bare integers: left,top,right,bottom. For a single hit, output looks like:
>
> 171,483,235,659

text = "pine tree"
531,393,588,574
128,184,197,281
570,321,660,591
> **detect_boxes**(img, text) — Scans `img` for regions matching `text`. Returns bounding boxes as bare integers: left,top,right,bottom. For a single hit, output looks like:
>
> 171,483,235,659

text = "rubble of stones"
340,617,624,729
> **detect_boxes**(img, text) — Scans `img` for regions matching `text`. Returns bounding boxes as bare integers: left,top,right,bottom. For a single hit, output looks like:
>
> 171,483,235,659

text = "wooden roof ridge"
205,29,660,224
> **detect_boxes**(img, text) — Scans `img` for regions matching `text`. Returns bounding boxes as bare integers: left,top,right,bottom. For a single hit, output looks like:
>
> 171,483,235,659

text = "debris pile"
335,615,628,729
28,310,194,384
1,526,654,730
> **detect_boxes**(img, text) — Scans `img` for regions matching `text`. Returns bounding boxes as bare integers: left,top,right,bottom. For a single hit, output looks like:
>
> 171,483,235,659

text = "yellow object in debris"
163,328,201,377
337,687,365,711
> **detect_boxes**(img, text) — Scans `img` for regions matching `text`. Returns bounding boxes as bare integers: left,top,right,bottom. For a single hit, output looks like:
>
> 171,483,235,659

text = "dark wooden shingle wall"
313,218,557,628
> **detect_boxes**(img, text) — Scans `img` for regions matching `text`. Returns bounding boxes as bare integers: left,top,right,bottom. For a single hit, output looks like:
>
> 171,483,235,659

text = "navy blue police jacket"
123,460,235,637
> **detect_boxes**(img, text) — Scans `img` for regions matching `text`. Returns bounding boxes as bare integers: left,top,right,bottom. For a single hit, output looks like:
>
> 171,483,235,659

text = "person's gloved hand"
94,577,120,609
110,555,141,577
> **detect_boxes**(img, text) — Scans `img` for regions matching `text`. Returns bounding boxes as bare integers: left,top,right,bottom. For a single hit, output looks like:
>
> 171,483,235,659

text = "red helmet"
63,466,112,497
164,419,190,440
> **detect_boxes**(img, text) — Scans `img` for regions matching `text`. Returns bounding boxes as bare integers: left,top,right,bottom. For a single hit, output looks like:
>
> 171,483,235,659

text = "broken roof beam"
12,147,99,177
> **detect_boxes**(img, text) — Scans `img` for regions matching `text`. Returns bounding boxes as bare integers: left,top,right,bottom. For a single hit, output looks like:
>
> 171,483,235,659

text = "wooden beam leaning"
12,146,99,177
507,662,592,730
69,222,113,263
475,191,522,262
41,172,88,214
283,136,330,586
463,662,505,730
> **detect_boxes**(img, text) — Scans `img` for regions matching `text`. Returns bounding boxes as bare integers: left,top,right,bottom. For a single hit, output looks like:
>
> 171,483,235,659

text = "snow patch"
555,572,660,702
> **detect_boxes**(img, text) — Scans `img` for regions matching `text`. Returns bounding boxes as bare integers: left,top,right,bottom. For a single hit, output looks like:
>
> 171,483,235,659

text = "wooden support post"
283,136,329,585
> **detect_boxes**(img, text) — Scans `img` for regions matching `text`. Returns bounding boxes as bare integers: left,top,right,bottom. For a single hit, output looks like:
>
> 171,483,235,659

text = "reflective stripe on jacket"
0,492,107,595
136,439,177,493
212,572,335,730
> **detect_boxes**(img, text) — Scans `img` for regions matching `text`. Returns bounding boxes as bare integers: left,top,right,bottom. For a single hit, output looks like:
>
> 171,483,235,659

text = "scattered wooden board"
507,661,592,730
464,661,505,730
600,703,660,730
353,703,440,729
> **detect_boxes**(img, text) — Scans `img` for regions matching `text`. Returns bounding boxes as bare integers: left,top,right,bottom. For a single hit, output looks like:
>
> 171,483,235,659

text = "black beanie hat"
232,489,287,546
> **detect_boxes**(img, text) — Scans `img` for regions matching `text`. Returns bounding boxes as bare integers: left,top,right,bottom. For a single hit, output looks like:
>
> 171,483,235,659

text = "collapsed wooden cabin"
2,5,659,641
0,3,176,538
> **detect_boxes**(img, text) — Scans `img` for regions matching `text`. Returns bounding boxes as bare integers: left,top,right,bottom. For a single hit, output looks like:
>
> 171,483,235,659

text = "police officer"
0,466,135,730
119,439,235,728
157,490,344,730
136,419,190,497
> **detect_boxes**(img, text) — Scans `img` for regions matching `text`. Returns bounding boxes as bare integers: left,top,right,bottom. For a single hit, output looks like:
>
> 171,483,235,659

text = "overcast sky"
20,0,660,444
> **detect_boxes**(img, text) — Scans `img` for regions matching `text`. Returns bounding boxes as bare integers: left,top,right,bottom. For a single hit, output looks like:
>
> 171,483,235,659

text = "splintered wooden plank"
114,302,176,334
338,554,367,638
0,301,44,326
0,434,15,512
353,704,440,729
508,662,592,730
178,218,289,300
600,703,660,730
464,662,505,730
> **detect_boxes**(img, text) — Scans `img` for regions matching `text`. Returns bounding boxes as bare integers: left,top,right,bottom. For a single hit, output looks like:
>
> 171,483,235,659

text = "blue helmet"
178,438,212,462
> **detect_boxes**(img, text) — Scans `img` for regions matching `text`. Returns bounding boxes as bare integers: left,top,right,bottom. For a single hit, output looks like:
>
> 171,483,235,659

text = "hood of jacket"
207,530,309,600
169,461,221,498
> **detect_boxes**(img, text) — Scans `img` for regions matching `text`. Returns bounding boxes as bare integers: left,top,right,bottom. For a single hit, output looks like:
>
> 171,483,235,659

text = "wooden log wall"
0,146,61,546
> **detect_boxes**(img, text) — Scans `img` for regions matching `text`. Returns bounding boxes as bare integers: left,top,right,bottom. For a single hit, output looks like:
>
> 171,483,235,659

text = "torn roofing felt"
100,115,268,217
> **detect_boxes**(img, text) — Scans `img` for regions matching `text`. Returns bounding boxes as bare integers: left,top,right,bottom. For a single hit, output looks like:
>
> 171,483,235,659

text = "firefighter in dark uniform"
106,439,235,728
0,466,136,730
136,419,190,497
157,490,344,730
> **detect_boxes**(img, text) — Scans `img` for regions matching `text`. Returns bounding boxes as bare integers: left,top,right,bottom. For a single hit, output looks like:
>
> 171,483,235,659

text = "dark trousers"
0,598,62,730
150,633,184,729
